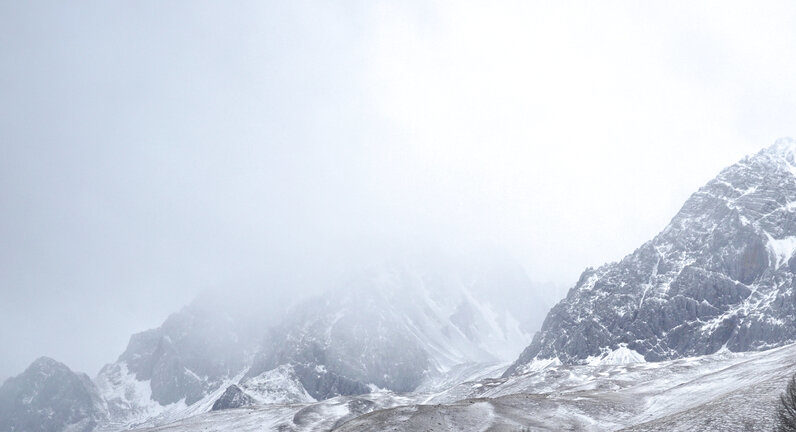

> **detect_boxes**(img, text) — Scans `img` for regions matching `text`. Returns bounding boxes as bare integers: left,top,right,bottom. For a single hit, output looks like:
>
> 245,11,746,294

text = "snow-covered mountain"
246,257,537,400
90,293,268,430
14,137,796,431
0,357,106,432
1,250,544,431
507,138,796,375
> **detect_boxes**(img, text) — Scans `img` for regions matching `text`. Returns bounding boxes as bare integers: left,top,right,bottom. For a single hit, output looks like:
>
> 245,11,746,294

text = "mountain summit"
0,357,106,432
507,139,796,375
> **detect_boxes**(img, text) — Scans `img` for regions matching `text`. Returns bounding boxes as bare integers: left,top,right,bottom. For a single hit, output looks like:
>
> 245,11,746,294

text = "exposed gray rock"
210,385,255,411
0,357,106,432
290,363,371,401
507,138,796,375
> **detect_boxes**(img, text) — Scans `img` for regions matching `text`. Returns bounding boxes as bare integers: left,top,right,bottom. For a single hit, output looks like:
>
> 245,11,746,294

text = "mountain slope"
2,249,543,431
507,138,796,375
247,256,538,399
127,342,796,431
93,298,263,428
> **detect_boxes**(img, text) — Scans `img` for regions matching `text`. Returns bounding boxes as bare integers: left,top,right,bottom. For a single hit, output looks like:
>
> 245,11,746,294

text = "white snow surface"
94,363,174,429
128,343,796,431
516,356,562,375
586,344,646,366
766,232,796,268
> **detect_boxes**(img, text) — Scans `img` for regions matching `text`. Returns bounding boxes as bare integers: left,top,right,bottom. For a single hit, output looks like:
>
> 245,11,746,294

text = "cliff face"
508,139,796,375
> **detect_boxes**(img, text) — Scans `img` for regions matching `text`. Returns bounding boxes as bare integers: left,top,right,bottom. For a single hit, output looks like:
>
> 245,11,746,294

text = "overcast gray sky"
2,1,796,381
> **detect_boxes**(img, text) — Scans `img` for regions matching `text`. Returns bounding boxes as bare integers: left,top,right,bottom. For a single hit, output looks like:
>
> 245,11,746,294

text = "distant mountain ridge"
247,259,537,398
1,251,544,431
11,138,796,431
507,138,796,375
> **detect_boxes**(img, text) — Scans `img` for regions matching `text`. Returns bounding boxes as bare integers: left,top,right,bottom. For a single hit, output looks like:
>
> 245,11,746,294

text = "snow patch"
95,362,181,428
765,233,796,268
587,344,646,366
517,357,562,374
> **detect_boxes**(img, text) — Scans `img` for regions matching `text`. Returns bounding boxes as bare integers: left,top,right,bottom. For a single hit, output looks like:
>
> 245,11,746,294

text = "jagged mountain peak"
0,357,106,432
25,357,70,375
507,140,796,376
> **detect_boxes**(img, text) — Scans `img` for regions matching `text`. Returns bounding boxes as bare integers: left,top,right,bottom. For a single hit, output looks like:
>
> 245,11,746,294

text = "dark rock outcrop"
211,385,255,411
290,363,372,401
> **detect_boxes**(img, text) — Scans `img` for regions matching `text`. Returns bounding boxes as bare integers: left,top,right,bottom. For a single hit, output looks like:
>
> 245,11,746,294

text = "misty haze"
3,2,796,432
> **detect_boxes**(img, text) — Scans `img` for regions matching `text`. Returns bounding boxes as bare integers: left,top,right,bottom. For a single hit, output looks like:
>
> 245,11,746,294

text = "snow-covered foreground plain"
131,343,796,431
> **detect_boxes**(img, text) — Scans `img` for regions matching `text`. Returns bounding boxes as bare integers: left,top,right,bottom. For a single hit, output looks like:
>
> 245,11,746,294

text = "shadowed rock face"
0,357,106,432
289,363,372,401
211,385,255,411
507,139,796,375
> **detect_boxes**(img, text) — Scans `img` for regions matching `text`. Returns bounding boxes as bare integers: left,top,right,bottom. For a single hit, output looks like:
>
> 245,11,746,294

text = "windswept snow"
129,343,796,432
